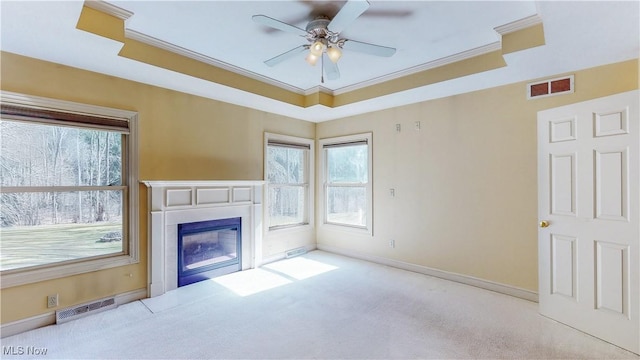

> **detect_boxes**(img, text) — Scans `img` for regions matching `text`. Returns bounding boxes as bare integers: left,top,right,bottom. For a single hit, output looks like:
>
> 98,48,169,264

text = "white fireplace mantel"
143,180,265,297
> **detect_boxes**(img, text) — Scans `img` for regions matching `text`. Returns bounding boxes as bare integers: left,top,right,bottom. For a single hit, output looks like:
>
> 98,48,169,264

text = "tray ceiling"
1,1,638,122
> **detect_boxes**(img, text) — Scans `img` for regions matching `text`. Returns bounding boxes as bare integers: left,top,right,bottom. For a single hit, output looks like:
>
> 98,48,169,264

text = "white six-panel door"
538,90,639,354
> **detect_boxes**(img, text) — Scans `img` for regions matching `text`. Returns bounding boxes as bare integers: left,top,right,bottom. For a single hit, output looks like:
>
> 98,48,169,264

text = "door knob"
539,220,550,228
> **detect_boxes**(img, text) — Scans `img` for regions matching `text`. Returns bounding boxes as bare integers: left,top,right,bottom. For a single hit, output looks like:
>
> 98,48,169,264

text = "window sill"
267,223,314,235
0,254,139,289
321,222,373,237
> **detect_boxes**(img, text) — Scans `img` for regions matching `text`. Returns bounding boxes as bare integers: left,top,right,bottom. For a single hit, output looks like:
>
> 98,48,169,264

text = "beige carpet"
2,250,638,359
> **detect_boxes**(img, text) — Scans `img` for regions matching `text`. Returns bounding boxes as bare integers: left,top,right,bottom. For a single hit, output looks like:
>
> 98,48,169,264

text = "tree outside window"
321,133,372,233
265,133,313,230
1,115,128,271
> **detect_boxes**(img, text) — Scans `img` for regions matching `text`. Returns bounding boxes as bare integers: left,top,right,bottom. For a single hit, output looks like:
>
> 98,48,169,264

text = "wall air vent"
285,247,308,258
55,297,116,324
527,75,574,99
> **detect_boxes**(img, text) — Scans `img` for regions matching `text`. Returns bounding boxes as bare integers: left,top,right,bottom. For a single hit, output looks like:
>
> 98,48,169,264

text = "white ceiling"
1,1,639,122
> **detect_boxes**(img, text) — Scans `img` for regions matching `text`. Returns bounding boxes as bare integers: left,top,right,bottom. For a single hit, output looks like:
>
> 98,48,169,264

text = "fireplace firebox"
177,217,241,287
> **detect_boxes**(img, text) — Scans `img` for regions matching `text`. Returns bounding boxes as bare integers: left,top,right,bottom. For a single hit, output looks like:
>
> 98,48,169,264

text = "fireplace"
143,180,265,297
178,217,241,286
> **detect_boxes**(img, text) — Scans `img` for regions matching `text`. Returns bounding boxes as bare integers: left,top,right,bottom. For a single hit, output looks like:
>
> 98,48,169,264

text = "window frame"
0,91,139,289
264,132,314,232
319,132,373,235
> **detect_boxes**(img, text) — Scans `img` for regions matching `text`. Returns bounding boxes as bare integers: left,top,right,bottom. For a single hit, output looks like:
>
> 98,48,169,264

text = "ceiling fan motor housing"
306,16,334,41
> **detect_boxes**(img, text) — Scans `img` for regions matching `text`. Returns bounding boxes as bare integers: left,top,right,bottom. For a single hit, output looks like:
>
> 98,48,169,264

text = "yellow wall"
0,51,315,324
316,59,639,292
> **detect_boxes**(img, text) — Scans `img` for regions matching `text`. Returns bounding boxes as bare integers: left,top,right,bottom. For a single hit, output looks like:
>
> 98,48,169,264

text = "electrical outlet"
415,121,421,130
389,239,395,248
47,294,58,308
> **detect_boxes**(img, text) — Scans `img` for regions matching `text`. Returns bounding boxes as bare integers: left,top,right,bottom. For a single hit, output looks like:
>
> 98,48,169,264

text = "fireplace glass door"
178,217,241,286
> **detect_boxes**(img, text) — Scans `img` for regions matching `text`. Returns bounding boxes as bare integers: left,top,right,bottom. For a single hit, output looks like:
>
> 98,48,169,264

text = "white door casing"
538,90,639,354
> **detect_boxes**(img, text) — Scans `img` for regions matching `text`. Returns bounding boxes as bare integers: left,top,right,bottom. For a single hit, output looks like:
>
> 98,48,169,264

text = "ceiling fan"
252,0,396,82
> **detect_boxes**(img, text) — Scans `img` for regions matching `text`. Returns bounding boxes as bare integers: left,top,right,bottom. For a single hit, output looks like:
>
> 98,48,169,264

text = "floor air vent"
285,247,307,258
56,297,116,324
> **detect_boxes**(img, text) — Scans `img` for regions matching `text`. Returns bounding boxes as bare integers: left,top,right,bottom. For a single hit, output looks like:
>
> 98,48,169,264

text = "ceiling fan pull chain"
321,54,325,84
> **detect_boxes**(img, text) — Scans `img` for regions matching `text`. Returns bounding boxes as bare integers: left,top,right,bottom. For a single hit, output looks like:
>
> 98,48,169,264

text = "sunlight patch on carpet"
213,268,292,296
263,257,338,280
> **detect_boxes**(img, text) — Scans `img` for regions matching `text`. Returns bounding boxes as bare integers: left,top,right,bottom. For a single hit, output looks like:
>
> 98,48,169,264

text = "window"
320,133,372,233
265,133,314,230
0,92,138,288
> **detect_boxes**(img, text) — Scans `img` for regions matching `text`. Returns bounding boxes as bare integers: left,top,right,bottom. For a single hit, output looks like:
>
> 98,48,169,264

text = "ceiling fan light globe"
327,46,342,63
310,40,325,56
305,53,319,66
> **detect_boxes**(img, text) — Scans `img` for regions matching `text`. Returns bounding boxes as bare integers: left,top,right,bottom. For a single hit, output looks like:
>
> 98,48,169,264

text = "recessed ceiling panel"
109,1,538,91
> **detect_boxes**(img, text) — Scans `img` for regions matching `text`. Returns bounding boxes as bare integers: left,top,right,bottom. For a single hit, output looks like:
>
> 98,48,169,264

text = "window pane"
267,146,305,183
326,186,366,227
268,185,305,227
327,144,368,183
0,120,122,187
0,190,124,271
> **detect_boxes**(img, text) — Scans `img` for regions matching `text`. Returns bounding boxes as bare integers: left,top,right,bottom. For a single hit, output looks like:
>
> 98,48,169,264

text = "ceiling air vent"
527,75,574,99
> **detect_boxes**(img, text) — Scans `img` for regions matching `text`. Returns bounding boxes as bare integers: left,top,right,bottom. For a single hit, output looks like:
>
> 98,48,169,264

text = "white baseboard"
1,288,147,338
115,288,148,305
0,312,55,339
317,244,538,303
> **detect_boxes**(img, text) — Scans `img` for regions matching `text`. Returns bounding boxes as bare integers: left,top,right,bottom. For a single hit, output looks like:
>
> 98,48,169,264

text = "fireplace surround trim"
143,180,265,297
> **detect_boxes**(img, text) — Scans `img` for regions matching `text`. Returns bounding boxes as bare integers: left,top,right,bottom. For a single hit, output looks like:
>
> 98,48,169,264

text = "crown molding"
83,0,133,21
303,85,334,96
332,14,542,96
333,41,502,96
80,4,543,104
124,29,306,95
494,14,543,35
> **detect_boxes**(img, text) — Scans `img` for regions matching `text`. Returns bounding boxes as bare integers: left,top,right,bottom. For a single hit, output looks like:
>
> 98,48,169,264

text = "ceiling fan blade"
328,0,370,34
323,53,340,80
252,15,308,36
342,39,396,57
264,45,308,67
